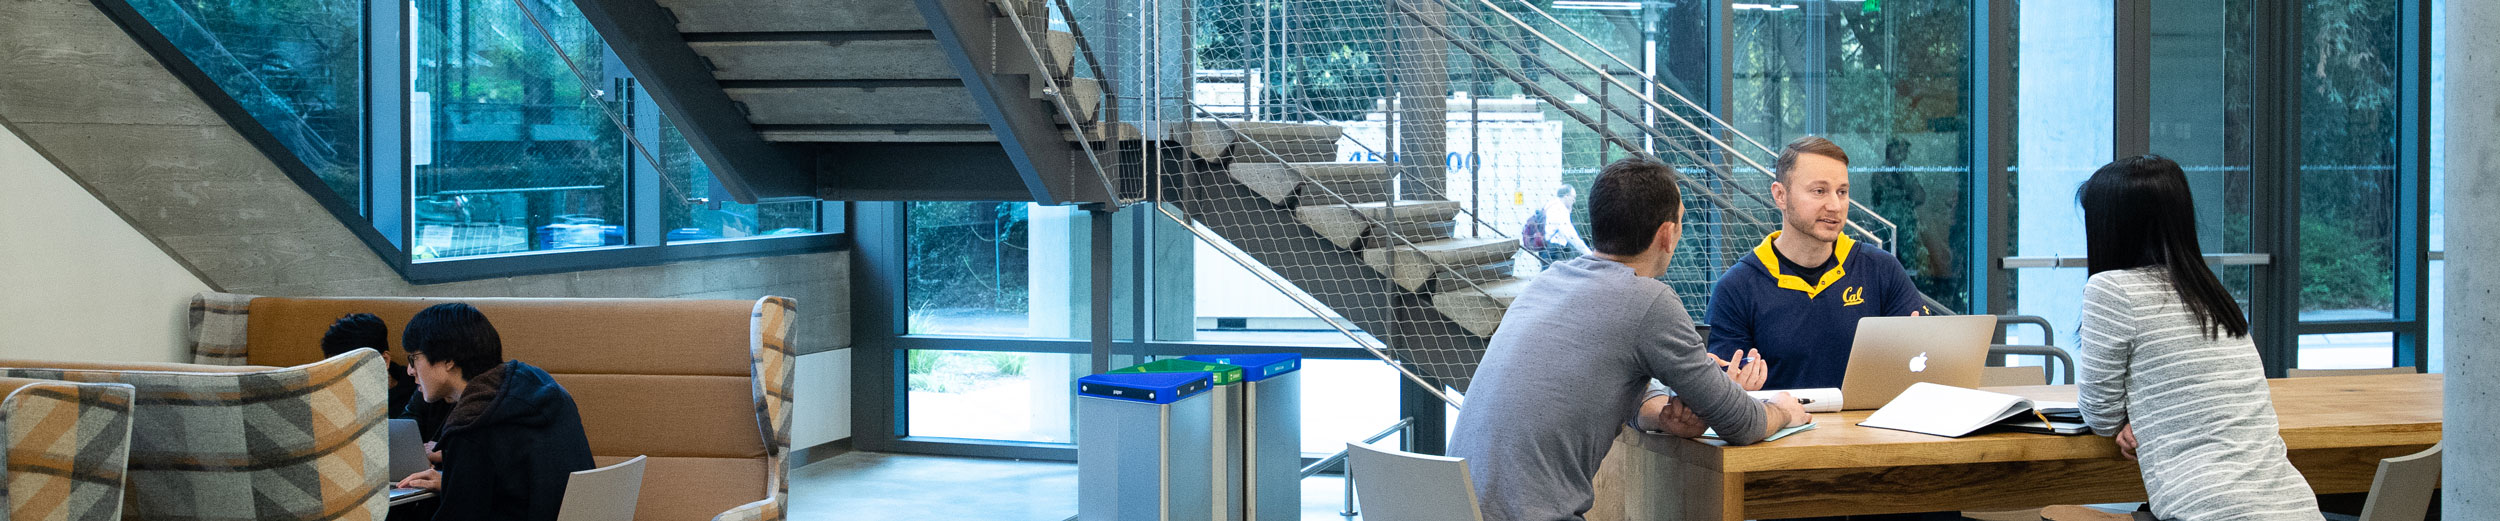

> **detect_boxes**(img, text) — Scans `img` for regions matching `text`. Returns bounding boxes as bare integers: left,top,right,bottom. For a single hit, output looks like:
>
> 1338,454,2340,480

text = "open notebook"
1857,382,2043,438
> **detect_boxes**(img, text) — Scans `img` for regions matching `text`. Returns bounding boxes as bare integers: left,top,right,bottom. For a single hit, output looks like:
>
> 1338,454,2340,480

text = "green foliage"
906,202,1034,332
987,353,1030,377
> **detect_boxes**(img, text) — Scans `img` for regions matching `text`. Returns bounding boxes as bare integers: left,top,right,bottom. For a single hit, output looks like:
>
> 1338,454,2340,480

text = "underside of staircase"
574,0,1120,204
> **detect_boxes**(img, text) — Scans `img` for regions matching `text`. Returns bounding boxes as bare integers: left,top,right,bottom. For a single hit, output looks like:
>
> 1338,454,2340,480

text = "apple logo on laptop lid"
1910,352,1928,373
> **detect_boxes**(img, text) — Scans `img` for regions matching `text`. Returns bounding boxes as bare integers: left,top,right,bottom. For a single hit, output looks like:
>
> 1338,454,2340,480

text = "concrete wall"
0,123,213,363
2444,0,2495,514
0,0,853,443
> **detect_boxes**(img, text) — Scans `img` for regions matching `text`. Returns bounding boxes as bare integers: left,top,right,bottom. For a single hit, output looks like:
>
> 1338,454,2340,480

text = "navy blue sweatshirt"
1706,232,1931,390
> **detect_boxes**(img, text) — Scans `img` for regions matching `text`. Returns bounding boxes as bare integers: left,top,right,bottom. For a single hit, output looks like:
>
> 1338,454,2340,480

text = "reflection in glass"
124,0,363,206
411,0,626,259
906,350,1083,443
2296,0,2399,319
660,118,817,242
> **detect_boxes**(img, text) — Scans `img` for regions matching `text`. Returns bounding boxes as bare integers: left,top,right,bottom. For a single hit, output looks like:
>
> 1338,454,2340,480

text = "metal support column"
1972,0,2013,317
1399,376,1447,455
2113,0,2150,157
2249,0,2302,376
1093,206,1116,374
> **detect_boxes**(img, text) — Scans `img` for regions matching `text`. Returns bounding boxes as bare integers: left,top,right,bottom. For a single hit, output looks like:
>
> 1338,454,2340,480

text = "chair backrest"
1981,366,2048,387
2357,442,2440,521
2286,366,2419,378
558,455,650,521
1345,442,1483,521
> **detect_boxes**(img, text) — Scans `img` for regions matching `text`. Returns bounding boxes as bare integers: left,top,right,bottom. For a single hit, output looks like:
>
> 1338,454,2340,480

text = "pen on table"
1757,397,1813,405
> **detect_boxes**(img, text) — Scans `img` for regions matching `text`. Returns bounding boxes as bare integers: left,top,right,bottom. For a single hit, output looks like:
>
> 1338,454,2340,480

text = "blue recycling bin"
1078,371,1217,521
1183,354,1302,521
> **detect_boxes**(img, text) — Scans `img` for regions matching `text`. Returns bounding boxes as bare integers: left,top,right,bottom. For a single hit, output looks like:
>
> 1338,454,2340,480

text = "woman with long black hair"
2075,155,2322,521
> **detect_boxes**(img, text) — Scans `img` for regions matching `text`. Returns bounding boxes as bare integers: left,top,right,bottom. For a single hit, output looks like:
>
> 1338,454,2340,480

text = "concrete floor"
789,450,1363,521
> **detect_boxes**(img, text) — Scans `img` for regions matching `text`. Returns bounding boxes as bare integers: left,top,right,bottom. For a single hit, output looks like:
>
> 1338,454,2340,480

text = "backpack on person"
1520,207,1549,250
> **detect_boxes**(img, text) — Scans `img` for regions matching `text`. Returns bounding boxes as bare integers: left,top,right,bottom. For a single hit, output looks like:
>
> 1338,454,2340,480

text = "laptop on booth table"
1836,315,1998,410
387,419,430,502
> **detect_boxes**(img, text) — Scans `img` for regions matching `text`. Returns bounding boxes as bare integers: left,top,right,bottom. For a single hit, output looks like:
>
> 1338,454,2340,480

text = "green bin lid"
1111,359,1244,385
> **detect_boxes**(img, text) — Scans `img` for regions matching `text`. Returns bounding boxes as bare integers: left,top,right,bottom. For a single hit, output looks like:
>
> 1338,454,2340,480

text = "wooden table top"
1621,373,2444,473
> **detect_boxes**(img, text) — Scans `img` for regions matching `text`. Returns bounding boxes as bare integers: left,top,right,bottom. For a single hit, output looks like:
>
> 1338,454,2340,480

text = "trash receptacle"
1112,360,1247,521
1183,354,1302,521
1078,371,1216,521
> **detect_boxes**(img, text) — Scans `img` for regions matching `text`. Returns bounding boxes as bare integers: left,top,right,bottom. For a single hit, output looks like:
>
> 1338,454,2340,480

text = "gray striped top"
2078,268,2322,521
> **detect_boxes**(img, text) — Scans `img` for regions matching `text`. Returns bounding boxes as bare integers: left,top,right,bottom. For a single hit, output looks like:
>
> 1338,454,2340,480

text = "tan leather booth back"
240,296,769,518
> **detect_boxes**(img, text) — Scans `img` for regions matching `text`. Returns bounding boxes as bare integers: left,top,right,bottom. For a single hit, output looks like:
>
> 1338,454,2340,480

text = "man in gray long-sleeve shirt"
1450,159,1810,521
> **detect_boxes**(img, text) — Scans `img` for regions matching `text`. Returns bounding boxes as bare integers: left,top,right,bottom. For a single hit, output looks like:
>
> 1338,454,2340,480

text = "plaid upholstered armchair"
184,292,797,521
0,378,137,520
0,351,392,520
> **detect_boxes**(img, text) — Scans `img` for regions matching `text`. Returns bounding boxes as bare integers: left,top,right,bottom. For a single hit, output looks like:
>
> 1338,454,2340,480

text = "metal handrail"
1381,0,1779,238
1457,0,1902,246
990,0,1129,206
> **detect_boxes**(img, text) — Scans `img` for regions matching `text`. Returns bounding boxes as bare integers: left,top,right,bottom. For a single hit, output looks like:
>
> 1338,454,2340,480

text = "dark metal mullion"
850,202,911,450
622,74,666,247
2295,320,2427,336
2249,0,2302,377
2112,0,2150,157
2393,0,2433,370
1971,0,2012,317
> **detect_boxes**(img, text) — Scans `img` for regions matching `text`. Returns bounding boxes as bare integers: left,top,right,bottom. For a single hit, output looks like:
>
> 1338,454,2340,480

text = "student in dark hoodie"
390,303,594,521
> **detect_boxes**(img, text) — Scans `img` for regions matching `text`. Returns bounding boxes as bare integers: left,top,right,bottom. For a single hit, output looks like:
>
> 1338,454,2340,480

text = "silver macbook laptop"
387,419,429,500
1838,315,1998,410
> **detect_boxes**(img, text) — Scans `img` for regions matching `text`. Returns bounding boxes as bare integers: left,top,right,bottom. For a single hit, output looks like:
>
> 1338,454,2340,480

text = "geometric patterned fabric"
0,352,389,521
2,378,137,521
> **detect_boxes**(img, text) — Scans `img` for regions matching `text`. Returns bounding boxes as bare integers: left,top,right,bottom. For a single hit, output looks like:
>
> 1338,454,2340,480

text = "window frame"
95,0,847,286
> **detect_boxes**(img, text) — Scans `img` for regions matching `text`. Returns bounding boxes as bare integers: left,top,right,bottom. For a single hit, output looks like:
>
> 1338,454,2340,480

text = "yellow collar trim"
1752,231,1855,299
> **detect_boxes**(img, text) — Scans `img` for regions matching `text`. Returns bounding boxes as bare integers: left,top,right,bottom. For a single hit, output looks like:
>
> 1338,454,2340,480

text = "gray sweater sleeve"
1637,292,1769,445
2077,272,2138,437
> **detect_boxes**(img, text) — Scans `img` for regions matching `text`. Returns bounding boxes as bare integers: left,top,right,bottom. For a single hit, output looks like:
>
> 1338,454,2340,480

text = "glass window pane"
659,115,818,242
2149,0,2255,257
1179,239,1364,347
2431,0,2446,254
2296,0,2399,320
905,350,1083,443
1297,358,1399,456
2012,0,2112,348
411,0,627,260
910,202,1092,338
2296,332,2395,370
124,0,363,208
1730,1,1976,312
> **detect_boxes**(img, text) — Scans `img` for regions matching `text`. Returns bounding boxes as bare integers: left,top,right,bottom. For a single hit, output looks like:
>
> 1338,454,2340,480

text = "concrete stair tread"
1364,237,1520,292
1226,162,1395,206
1295,200,1463,249
1181,120,1345,162
1433,277,1531,338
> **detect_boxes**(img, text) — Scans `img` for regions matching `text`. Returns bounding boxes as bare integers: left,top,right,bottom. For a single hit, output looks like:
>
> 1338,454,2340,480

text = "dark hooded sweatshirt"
432,360,595,521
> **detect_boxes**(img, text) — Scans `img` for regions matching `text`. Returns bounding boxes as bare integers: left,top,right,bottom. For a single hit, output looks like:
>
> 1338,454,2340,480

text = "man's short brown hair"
1588,158,1683,256
1772,136,1849,184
